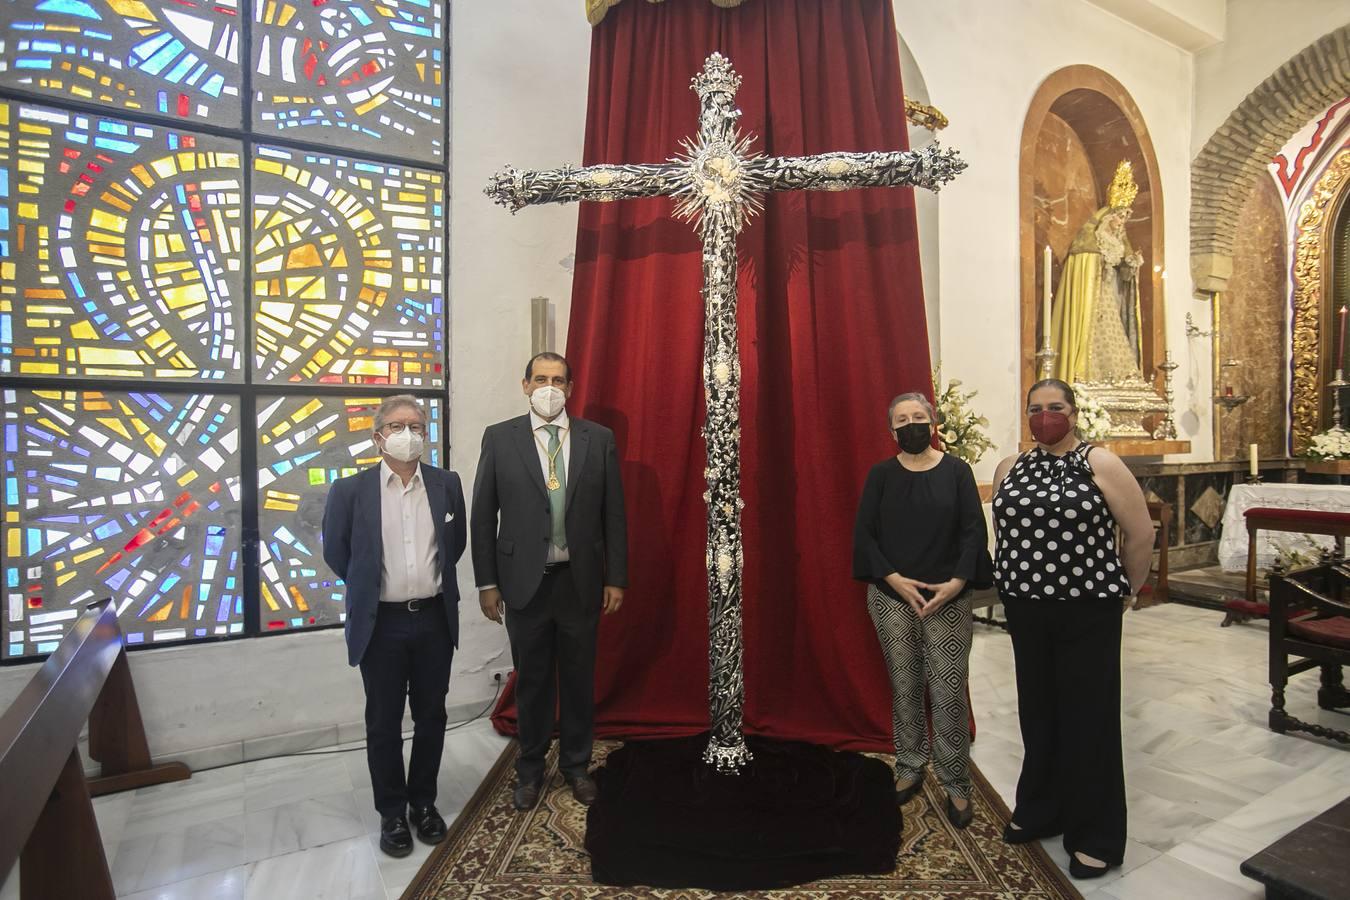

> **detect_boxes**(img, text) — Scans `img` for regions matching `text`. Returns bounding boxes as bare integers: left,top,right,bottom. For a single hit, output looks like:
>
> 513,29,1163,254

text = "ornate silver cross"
486,53,966,772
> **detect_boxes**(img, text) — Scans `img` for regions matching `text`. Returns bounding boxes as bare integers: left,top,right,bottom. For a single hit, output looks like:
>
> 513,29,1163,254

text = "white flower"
1309,427,1350,459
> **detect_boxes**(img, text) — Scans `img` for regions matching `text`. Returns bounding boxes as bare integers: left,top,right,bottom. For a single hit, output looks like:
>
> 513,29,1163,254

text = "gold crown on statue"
1107,160,1139,209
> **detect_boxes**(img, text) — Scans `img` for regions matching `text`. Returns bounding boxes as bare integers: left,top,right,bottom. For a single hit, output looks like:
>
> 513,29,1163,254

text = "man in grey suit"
472,352,627,810
322,395,466,858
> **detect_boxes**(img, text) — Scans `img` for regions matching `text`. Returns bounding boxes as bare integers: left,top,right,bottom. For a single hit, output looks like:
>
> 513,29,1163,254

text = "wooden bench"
1241,795,1350,899
1222,508,1350,626
0,601,191,899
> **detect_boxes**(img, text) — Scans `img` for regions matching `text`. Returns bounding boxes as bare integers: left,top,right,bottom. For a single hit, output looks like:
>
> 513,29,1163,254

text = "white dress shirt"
379,460,442,603
530,408,572,564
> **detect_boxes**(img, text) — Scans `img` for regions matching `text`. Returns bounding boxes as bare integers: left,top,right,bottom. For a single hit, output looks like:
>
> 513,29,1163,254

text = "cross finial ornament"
487,53,967,773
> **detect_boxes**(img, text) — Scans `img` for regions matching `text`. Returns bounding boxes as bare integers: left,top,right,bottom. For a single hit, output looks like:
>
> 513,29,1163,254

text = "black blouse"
852,454,988,597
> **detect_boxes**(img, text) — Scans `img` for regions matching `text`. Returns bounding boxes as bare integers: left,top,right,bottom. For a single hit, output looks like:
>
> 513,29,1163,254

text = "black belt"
543,561,570,574
380,594,442,613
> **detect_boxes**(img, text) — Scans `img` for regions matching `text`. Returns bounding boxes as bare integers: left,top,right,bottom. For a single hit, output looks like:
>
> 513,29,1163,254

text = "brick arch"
1191,25,1350,292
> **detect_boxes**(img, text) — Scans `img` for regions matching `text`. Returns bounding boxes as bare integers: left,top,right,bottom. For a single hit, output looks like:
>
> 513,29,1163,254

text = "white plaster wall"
1193,0,1350,157
892,0,1204,478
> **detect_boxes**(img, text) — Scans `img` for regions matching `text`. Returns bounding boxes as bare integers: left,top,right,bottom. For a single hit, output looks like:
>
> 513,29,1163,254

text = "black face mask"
894,422,932,454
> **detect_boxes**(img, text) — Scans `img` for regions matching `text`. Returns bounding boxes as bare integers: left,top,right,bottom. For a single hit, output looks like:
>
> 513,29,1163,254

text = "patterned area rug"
402,741,1082,899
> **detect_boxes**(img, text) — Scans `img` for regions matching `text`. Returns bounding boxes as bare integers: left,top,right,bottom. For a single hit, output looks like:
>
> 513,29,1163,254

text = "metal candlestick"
1330,368,1348,431
1035,338,1058,381
1155,351,1179,440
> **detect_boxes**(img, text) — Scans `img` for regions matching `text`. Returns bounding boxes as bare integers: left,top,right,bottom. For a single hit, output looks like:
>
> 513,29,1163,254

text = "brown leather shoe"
512,779,542,811
564,773,598,806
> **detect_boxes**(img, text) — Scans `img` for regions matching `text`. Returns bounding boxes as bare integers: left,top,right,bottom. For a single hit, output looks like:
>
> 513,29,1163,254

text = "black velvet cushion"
585,733,902,891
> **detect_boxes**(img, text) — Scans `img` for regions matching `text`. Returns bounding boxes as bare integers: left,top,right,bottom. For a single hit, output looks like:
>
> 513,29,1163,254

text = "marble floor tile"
242,754,355,813
109,813,249,894
243,790,367,860
1121,786,1217,852
1039,837,1162,892
1100,852,1261,899
241,835,385,900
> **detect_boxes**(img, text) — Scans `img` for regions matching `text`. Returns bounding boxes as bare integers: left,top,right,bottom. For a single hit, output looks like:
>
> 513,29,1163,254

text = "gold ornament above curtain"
583,0,950,130
586,0,747,26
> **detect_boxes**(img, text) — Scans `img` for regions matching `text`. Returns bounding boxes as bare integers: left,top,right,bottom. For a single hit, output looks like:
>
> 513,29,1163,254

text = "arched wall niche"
897,30,941,364
1018,65,1165,437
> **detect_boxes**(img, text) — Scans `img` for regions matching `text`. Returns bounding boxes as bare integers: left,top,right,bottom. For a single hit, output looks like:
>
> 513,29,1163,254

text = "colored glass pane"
1,389,244,659
0,101,245,381
252,0,445,163
255,394,441,632
252,145,445,386
0,0,243,126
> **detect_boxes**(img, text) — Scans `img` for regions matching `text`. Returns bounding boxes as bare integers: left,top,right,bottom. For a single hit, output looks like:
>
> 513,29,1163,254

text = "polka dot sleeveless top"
992,443,1131,601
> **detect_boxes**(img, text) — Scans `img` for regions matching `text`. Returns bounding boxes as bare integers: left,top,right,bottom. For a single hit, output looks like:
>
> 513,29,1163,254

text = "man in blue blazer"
322,395,466,858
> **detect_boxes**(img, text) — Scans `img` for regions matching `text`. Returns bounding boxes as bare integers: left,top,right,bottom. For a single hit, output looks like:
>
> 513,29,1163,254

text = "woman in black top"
991,379,1153,880
853,392,988,829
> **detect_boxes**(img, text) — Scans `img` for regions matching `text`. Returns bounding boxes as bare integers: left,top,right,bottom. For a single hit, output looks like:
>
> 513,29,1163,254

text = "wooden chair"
1143,500,1172,605
1267,561,1350,746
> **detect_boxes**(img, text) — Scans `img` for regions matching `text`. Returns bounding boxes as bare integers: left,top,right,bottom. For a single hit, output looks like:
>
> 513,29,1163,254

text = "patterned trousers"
867,585,973,798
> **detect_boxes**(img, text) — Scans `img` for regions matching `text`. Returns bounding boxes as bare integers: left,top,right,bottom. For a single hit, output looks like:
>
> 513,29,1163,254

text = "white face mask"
530,385,566,419
380,428,425,463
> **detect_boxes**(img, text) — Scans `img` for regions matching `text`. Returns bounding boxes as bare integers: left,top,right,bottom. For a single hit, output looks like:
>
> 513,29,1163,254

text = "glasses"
381,422,427,436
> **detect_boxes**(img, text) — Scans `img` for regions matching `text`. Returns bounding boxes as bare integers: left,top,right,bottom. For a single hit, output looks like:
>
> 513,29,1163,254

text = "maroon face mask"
1029,410,1073,445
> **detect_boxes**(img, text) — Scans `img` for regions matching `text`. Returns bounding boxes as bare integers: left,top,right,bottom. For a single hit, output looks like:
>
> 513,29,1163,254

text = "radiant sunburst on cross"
486,52,967,772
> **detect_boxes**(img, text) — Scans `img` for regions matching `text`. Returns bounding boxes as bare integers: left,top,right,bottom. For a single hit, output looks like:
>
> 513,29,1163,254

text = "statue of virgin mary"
1049,161,1166,437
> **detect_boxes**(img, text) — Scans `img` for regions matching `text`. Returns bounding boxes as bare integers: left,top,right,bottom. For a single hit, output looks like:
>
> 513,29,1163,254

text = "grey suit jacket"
470,414,627,610
321,463,467,667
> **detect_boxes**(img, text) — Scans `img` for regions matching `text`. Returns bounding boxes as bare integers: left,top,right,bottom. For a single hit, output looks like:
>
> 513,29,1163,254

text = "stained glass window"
2,389,243,659
0,100,245,380
252,0,445,163
0,0,244,125
252,146,445,386
256,395,440,632
0,2,448,659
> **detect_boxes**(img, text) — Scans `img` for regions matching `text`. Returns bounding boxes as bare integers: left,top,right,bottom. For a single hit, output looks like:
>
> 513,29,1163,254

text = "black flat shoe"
379,814,414,858
894,773,924,806
945,794,974,829
1069,853,1114,879
1002,821,1062,844
410,804,447,844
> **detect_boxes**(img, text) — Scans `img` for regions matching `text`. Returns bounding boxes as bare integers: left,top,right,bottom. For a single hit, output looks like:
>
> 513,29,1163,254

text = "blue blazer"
322,464,467,667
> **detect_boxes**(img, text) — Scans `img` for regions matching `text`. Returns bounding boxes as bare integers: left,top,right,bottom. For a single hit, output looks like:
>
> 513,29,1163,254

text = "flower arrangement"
932,366,996,465
1073,386,1113,441
1271,534,1322,572
1307,426,1350,459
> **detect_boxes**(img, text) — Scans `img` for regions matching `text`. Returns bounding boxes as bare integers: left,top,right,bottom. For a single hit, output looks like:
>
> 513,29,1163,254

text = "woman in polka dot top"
990,378,1154,881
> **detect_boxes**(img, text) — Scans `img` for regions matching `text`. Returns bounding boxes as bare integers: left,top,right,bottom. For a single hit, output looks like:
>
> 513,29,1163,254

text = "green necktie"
545,424,567,550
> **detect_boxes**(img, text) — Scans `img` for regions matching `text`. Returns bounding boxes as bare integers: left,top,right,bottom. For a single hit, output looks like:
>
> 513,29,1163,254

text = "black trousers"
359,601,454,819
505,566,600,784
1003,596,1126,866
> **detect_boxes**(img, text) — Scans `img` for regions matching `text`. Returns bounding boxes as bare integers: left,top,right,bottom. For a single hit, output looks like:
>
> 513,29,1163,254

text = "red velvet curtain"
493,0,932,752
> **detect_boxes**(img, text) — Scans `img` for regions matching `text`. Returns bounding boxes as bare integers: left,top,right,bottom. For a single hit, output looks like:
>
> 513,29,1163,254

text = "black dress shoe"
563,773,598,806
512,779,542,811
945,794,974,829
894,773,924,806
379,814,414,858
1069,853,1114,879
410,805,447,844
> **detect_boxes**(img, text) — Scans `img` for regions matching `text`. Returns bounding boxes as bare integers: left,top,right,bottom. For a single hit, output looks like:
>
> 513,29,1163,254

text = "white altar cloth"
1217,482,1350,572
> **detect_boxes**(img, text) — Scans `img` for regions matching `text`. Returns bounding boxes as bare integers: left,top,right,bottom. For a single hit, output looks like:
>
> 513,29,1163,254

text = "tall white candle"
1042,244,1053,344
1249,443,1259,477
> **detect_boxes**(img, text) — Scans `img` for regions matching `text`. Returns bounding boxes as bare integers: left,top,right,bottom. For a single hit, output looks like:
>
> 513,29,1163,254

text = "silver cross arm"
747,144,967,194
485,162,685,213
